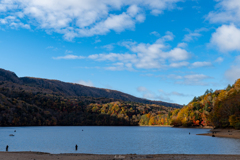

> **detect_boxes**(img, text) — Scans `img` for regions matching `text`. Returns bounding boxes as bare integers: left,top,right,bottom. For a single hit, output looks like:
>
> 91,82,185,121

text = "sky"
0,0,240,105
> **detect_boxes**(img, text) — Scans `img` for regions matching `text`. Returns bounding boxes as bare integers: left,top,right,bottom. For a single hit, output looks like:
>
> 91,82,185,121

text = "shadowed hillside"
0,68,182,108
0,76,175,126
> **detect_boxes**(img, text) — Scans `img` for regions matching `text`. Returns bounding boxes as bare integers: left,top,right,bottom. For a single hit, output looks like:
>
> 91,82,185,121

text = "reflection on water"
0,126,240,154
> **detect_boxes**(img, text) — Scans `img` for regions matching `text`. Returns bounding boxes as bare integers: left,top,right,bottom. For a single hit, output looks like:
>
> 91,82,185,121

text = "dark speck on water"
75,144,78,151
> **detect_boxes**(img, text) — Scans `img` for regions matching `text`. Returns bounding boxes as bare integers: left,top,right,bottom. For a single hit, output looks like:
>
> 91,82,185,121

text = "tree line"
1,78,240,128
170,79,240,129
0,83,174,126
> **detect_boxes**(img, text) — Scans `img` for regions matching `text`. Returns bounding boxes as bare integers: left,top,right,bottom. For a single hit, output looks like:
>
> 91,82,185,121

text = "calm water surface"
0,126,240,154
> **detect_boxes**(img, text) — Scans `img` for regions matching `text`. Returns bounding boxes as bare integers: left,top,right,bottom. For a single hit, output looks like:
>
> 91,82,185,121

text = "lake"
0,126,240,154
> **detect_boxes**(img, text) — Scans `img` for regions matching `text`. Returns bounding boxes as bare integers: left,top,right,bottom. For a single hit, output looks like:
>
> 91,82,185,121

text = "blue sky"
1,0,240,105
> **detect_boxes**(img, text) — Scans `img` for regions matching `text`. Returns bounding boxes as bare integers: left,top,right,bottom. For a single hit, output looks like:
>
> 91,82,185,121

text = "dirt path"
1,152,240,160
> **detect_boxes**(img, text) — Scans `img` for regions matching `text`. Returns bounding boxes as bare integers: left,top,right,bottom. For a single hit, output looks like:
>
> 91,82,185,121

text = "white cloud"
76,80,94,87
169,61,189,68
104,62,134,71
191,61,212,68
183,32,201,42
143,93,172,102
0,15,30,29
85,32,191,70
167,48,190,61
53,55,85,60
102,44,115,51
0,1,18,12
150,31,160,36
236,55,240,62
171,91,190,97
78,12,137,37
137,86,173,102
210,24,240,52
208,1,240,52
127,4,141,17
65,50,73,54
148,0,181,16
183,28,208,42
52,32,192,70
225,67,240,83
163,73,212,86
166,74,183,80
46,46,58,51
144,72,214,86
225,56,240,82
160,31,175,41
215,57,224,63
177,42,188,48
94,39,101,43
137,86,148,92
88,53,137,62
207,0,240,24
177,74,212,85
183,74,209,80
0,0,183,40
158,89,191,97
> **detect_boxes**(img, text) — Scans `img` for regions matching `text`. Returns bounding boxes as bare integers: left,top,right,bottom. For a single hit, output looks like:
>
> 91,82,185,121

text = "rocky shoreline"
197,128,240,139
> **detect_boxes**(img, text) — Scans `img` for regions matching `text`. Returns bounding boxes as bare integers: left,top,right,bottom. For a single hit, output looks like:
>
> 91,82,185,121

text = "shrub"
234,122,240,130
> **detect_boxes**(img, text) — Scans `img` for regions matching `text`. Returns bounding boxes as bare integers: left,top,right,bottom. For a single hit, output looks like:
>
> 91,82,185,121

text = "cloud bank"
53,32,193,70
0,0,183,40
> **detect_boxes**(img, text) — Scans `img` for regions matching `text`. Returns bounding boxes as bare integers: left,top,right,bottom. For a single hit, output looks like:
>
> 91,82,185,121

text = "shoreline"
0,125,212,128
197,128,240,139
139,125,173,127
1,152,240,160
174,126,213,129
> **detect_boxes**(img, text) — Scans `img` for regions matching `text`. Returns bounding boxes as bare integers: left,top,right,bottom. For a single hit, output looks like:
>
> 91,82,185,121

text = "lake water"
0,126,240,154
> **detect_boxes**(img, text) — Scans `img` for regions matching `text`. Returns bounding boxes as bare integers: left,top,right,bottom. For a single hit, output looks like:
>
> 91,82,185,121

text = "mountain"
0,87,174,126
0,68,182,108
0,68,176,126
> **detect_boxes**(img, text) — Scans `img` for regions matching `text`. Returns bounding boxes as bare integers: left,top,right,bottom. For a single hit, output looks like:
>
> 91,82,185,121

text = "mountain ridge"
0,68,182,108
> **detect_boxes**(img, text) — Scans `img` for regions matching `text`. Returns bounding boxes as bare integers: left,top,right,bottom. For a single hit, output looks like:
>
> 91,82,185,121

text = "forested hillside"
0,72,175,126
170,79,240,129
2,68,239,128
0,68,182,108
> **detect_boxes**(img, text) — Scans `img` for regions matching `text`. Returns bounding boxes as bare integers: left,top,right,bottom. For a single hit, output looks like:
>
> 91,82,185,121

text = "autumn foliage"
0,81,174,126
169,79,240,129
1,69,239,128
